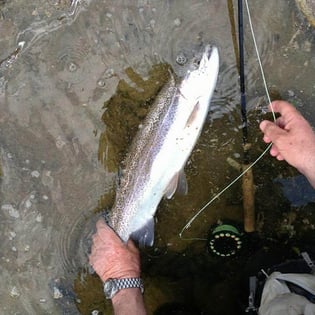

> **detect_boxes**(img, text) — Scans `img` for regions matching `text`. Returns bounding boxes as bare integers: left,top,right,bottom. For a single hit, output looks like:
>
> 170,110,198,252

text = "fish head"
198,45,218,73
189,45,216,69
178,45,219,117
152,45,219,179
186,45,218,72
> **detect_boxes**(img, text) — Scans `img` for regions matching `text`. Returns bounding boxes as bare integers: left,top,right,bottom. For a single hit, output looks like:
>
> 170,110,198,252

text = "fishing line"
179,0,276,239
179,145,271,238
244,0,276,121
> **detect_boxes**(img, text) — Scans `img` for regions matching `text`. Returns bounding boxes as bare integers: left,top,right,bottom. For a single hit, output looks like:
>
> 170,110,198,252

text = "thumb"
259,120,287,144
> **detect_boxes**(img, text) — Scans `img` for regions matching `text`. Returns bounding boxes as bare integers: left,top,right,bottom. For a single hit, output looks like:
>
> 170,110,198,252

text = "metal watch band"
116,277,144,293
104,277,144,299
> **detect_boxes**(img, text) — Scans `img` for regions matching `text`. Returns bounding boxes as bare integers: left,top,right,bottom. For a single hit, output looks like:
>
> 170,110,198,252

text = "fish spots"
99,63,171,171
175,137,184,146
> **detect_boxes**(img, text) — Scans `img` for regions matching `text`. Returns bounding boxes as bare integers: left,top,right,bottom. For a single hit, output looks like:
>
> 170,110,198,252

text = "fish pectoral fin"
164,172,179,199
185,101,200,128
164,170,188,199
130,218,155,247
177,169,188,195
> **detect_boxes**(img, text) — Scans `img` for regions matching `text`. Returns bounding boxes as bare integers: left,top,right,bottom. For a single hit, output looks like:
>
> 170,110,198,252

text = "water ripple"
1,1,312,314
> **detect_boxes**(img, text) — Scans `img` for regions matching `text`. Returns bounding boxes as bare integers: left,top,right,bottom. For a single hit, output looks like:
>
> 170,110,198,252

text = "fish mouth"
190,45,216,70
203,45,214,60
198,45,217,69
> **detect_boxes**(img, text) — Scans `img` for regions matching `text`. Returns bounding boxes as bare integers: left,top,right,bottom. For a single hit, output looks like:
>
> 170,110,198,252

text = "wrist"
111,287,146,315
100,271,140,283
112,287,143,304
298,152,315,189
103,277,144,299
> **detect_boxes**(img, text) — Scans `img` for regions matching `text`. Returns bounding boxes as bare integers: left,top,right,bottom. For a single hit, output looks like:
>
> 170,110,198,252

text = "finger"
275,116,285,129
96,219,122,243
92,232,100,243
259,120,270,132
260,120,287,144
276,154,284,161
269,100,297,117
96,218,108,230
92,231,112,253
270,145,279,157
89,250,97,265
263,135,272,143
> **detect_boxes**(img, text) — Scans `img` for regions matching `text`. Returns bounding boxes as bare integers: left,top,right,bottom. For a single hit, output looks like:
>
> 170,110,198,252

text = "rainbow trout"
109,45,219,246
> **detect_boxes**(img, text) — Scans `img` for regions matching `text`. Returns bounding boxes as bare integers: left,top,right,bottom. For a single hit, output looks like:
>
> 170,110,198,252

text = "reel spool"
208,223,243,257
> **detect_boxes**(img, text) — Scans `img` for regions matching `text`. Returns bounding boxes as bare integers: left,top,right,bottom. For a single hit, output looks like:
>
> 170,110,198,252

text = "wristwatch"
103,277,144,299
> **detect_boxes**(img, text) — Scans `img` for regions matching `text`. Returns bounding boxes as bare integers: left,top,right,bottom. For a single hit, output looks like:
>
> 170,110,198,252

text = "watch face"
104,280,113,294
104,279,118,299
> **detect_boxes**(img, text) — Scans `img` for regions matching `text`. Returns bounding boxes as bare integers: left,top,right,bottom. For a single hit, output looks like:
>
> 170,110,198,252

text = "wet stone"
97,79,106,88
295,0,315,27
35,213,42,222
31,170,40,178
288,90,295,97
25,200,32,209
10,286,20,298
68,62,78,72
53,286,63,299
173,18,181,27
1,204,20,219
8,231,16,240
149,19,156,28
104,68,115,79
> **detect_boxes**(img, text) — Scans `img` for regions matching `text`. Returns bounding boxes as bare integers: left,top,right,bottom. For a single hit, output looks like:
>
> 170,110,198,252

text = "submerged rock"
296,0,315,27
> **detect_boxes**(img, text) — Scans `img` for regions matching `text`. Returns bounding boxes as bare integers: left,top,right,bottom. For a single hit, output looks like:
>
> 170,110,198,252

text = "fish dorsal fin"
130,218,154,247
164,170,188,199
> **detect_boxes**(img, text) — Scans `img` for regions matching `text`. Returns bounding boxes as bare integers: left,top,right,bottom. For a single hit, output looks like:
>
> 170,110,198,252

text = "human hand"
89,219,141,282
260,100,315,187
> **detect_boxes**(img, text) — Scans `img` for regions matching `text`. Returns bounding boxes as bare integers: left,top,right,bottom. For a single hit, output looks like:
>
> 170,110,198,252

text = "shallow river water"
0,1,314,314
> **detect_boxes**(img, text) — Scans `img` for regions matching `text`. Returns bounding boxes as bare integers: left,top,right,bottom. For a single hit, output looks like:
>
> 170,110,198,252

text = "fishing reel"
207,221,243,257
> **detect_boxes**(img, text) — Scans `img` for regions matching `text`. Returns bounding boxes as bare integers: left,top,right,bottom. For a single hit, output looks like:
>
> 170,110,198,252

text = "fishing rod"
238,0,248,150
238,0,256,233
179,0,276,239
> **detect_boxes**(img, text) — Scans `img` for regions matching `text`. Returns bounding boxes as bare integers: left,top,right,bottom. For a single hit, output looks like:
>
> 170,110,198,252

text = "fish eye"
192,58,201,68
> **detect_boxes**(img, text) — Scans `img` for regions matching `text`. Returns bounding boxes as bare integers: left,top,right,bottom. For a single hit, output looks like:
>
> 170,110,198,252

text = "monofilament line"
244,0,276,120
179,0,276,239
179,144,271,238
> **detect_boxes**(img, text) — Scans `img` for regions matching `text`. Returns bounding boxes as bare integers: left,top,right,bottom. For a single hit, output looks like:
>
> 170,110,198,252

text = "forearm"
305,175,315,190
112,288,146,315
299,157,315,189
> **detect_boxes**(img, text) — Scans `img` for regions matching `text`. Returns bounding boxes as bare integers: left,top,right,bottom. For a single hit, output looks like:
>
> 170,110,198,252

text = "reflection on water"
0,0,314,314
